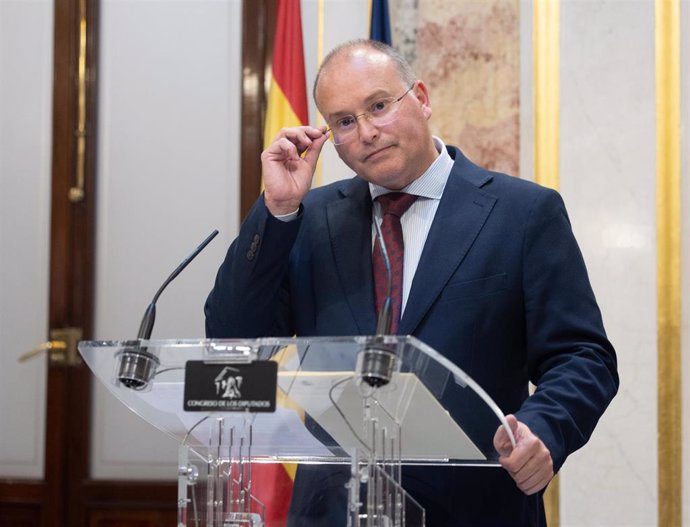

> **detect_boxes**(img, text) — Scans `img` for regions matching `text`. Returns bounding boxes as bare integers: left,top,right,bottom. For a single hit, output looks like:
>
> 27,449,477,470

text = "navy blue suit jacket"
205,146,618,526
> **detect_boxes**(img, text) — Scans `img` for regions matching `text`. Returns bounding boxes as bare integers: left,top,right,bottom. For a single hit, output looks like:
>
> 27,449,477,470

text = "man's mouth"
363,144,394,161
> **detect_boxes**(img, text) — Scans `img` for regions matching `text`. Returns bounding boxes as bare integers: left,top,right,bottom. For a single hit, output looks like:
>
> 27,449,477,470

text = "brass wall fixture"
69,0,88,203
18,327,83,366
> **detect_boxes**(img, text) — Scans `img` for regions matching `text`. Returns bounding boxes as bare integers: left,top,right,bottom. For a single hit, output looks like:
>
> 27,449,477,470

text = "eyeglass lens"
329,84,414,145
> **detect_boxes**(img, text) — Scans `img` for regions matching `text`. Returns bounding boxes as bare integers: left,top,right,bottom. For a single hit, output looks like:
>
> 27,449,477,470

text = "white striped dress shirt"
369,136,454,315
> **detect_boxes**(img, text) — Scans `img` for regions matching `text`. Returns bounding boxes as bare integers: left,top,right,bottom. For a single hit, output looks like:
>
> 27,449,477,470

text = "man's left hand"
493,414,554,495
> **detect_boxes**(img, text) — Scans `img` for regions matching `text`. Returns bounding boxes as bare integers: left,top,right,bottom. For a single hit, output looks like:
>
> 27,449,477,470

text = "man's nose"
356,115,379,142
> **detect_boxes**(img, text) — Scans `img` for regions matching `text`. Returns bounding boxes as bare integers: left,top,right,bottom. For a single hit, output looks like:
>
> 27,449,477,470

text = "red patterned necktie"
372,192,418,334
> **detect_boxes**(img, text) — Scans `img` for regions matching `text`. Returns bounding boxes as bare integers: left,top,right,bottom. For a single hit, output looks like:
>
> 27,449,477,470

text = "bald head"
313,39,416,108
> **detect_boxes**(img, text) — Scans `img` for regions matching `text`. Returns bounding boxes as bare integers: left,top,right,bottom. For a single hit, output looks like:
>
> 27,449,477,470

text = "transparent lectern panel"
79,337,514,466
81,337,516,526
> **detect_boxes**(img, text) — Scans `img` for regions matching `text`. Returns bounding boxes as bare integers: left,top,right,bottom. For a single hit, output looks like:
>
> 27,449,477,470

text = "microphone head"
356,338,397,388
115,341,159,390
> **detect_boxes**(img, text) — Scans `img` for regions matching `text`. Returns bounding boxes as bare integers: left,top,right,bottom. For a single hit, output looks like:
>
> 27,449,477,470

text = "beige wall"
0,0,53,479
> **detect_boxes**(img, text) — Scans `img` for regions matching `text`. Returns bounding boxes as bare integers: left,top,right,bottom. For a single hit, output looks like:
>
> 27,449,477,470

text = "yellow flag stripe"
264,78,305,149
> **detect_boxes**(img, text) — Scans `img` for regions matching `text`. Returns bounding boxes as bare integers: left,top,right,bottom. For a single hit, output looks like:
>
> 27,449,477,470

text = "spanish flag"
263,0,309,149
256,2,306,523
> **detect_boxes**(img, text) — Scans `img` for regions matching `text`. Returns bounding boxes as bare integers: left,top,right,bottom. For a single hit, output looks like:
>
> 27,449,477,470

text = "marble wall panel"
558,1,657,525
412,0,520,176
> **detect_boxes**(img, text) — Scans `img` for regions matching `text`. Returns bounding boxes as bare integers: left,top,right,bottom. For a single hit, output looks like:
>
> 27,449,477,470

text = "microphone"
116,229,219,390
137,229,219,339
357,218,397,388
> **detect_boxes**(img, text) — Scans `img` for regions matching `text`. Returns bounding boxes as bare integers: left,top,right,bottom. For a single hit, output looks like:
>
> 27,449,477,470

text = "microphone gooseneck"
117,229,220,390
137,229,219,339
373,218,393,336
358,217,397,388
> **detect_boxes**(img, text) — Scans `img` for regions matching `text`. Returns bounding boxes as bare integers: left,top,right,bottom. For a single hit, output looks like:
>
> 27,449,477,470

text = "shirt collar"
369,136,453,201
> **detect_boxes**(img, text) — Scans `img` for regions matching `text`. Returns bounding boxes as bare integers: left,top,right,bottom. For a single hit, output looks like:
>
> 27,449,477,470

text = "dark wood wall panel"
0,481,43,526
48,0,99,523
0,506,41,527
88,510,177,527
240,0,276,219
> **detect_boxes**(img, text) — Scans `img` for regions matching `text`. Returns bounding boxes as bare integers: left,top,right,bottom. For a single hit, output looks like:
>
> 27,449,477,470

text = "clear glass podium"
79,336,515,527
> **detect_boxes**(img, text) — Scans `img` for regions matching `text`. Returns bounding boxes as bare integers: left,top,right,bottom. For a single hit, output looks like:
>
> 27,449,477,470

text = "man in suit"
205,39,618,526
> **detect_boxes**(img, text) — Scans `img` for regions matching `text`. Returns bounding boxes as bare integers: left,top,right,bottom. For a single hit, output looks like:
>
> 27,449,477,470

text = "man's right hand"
260,126,329,216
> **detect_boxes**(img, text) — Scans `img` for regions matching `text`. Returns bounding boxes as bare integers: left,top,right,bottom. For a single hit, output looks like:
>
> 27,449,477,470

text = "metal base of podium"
346,451,424,527
177,447,266,527
177,406,425,527
177,417,266,527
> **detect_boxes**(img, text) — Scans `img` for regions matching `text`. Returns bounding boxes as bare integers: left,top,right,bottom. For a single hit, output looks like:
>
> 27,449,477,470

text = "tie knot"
376,192,417,218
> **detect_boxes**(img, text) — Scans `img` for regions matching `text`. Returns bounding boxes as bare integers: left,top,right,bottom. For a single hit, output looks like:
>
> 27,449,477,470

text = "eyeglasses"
326,83,416,145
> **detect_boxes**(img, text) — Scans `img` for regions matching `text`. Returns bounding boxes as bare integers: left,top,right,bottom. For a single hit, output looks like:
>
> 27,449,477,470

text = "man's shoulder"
446,144,557,200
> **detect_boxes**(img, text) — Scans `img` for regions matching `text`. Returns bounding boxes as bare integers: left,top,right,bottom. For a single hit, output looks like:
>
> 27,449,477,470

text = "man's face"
315,49,437,190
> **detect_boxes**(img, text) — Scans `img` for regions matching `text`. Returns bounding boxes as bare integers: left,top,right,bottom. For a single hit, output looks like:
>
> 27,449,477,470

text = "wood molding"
240,0,277,220
46,0,99,525
81,481,177,508
87,510,177,527
44,0,81,525
0,481,42,526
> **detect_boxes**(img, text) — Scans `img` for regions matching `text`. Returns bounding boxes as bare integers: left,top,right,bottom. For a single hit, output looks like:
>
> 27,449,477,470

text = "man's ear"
415,80,433,120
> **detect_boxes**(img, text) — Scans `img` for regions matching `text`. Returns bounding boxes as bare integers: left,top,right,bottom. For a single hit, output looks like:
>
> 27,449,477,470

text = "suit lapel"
399,163,497,335
326,179,377,334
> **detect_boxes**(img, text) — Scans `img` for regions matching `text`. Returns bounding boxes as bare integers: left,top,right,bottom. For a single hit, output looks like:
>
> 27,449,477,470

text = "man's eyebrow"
327,109,354,121
362,89,393,103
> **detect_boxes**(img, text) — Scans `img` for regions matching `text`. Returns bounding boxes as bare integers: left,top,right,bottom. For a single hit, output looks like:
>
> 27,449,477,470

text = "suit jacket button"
253,234,260,243
250,241,258,251
246,250,255,261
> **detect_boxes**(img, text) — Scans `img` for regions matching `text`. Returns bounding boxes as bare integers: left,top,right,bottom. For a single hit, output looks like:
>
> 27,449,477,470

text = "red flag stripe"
272,0,309,125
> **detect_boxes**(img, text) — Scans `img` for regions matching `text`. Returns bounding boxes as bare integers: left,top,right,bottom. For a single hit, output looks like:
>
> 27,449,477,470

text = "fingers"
271,125,328,156
496,417,554,495
500,441,553,494
493,414,518,457
260,126,328,217
506,414,519,434
301,129,329,168
517,458,554,495
276,125,327,143
262,126,329,172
